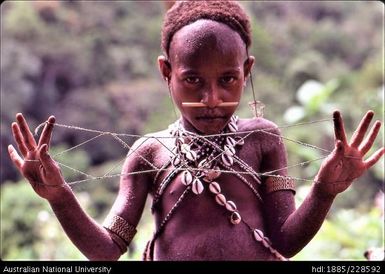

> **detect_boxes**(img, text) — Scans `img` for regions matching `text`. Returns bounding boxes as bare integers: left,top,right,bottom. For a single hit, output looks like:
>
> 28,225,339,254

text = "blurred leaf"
296,79,339,114
283,105,306,123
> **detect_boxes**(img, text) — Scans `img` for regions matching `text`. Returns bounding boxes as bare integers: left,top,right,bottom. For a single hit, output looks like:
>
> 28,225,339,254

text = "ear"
158,55,172,82
243,56,255,79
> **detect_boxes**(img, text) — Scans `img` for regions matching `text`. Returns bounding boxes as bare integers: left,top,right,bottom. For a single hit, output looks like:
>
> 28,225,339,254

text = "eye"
185,77,201,84
220,76,236,84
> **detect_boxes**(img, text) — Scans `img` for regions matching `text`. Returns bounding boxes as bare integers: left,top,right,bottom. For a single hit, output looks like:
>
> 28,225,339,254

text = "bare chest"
143,119,285,260
150,135,267,246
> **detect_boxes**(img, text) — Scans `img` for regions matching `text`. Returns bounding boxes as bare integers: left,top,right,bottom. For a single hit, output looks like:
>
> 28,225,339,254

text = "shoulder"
238,117,281,135
237,117,283,151
129,129,172,160
118,128,173,192
120,128,171,171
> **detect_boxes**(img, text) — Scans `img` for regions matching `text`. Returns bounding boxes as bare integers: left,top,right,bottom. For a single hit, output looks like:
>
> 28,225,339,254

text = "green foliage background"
1,1,383,261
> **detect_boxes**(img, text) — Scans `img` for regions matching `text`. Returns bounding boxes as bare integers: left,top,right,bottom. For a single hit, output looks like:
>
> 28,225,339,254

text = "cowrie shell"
225,200,237,212
185,150,197,161
224,145,235,156
181,170,193,185
215,194,226,206
226,137,236,147
209,182,221,194
198,158,212,169
192,178,204,194
228,121,238,133
181,143,191,154
230,211,241,224
221,153,234,166
253,229,264,242
172,156,181,166
234,136,244,146
175,138,183,147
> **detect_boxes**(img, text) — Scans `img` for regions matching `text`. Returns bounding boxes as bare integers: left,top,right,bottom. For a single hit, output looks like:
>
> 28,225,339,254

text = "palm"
8,114,65,200
315,111,384,196
21,151,52,195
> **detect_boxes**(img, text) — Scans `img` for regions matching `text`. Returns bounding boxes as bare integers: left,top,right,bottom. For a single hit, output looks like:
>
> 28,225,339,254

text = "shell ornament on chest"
169,116,245,224
161,116,288,260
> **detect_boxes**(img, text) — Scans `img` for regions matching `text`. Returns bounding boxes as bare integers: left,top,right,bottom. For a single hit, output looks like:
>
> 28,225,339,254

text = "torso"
145,117,282,260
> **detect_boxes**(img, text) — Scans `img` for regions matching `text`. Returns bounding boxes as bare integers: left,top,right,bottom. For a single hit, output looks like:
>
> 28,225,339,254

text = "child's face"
159,20,254,134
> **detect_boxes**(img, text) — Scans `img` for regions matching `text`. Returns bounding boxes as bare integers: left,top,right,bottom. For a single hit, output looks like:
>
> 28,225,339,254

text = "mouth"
196,115,227,122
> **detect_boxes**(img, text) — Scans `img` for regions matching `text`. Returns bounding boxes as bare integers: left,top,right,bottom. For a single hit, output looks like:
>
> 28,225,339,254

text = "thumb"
8,145,23,171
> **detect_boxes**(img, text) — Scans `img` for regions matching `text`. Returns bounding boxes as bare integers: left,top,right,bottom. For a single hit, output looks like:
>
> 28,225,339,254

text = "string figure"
33,118,331,186
7,1,384,261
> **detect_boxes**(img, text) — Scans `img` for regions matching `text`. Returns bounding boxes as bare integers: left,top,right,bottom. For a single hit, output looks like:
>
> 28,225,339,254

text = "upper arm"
107,138,154,228
259,124,296,239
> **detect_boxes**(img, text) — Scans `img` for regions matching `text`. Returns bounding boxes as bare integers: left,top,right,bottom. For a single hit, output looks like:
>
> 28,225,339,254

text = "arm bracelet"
103,214,137,253
264,176,296,194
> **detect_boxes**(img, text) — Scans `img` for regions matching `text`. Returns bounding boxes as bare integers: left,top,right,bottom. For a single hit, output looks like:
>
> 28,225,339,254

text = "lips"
196,116,227,121
196,110,227,120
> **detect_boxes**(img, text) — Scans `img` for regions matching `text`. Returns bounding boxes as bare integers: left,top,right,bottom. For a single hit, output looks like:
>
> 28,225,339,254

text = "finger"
350,110,374,148
16,113,37,151
38,144,58,171
364,147,385,169
334,139,345,157
38,116,56,148
8,145,23,171
11,122,28,157
359,120,382,155
333,111,348,145
328,140,345,162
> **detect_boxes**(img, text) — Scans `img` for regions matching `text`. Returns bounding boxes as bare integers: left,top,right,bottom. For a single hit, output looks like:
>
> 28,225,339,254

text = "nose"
200,83,223,108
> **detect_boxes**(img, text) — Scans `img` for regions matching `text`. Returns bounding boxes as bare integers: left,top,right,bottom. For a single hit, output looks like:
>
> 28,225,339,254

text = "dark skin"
8,19,385,260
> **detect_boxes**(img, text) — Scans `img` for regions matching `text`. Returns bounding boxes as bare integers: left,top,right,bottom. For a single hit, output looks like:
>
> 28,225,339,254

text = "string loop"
32,118,333,186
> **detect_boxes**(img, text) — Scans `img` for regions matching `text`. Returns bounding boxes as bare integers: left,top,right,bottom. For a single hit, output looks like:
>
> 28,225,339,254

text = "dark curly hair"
161,1,251,56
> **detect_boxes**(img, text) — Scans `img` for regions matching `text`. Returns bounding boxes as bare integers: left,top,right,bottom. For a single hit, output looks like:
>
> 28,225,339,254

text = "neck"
179,118,201,135
179,116,233,136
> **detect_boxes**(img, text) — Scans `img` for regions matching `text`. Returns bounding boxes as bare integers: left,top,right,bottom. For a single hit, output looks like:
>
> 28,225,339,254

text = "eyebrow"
179,67,242,76
222,68,242,74
179,69,198,76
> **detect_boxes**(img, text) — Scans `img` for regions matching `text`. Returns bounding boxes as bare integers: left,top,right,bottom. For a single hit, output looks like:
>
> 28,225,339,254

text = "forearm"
272,182,336,258
48,185,121,260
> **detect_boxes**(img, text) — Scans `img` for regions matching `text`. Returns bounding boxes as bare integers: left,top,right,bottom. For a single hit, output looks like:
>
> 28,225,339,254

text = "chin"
182,116,230,135
195,122,226,135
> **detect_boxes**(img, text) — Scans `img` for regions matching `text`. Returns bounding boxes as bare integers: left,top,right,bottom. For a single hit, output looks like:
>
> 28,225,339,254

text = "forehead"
169,19,246,65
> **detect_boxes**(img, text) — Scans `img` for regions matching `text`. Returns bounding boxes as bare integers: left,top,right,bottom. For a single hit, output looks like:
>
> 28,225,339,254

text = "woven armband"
265,176,296,194
103,214,137,254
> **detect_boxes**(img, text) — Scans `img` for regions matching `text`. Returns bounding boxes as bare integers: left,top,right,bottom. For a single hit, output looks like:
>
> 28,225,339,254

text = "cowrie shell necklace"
150,116,287,260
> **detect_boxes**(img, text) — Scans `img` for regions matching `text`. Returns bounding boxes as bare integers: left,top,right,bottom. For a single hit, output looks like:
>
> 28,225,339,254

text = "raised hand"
314,110,385,197
8,113,68,200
